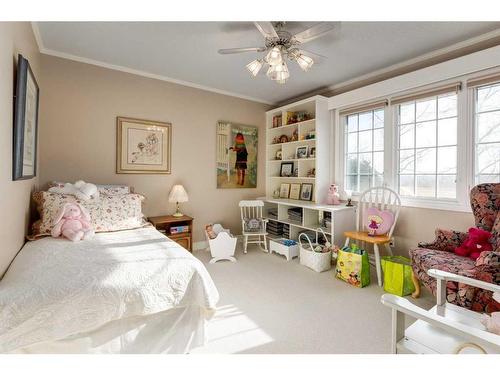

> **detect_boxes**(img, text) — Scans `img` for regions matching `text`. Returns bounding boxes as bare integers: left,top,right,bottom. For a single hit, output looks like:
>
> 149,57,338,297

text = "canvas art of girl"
229,132,248,186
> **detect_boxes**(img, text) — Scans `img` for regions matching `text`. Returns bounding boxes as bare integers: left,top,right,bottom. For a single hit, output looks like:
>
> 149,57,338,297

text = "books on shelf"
267,208,278,220
170,225,189,234
267,220,285,236
287,207,303,223
272,114,282,128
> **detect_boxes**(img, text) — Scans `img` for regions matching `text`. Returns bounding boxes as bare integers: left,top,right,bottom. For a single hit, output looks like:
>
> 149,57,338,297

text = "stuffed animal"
482,292,500,335
51,202,94,242
455,227,493,260
326,184,341,205
48,180,99,201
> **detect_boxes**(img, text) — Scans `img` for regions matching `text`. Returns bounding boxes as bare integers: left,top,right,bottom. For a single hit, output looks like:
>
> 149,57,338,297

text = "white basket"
298,229,332,273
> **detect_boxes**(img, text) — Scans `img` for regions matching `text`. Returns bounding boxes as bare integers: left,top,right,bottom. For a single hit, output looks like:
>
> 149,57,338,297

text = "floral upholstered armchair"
409,183,500,313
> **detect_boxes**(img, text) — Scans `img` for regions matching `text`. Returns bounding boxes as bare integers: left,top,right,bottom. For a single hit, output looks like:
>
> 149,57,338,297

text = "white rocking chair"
381,269,500,354
239,200,269,254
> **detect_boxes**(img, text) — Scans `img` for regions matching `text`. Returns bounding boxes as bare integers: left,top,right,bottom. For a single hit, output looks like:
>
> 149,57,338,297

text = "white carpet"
191,243,434,354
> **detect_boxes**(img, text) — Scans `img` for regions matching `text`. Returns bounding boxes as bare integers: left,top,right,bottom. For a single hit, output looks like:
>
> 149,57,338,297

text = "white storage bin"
269,238,299,261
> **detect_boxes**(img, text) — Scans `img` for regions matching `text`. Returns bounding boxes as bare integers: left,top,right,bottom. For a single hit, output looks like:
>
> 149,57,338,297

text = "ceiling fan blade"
218,47,267,54
293,22,339,44
254,21,279,39
299,49,327,60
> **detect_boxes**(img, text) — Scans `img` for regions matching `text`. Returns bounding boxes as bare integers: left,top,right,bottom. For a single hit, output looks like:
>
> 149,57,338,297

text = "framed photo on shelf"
275,149,282,160
289,183,301,200
300,183,313,201
296,145,308,159
279,183,290,198
280,161,294,177
309,147,316,158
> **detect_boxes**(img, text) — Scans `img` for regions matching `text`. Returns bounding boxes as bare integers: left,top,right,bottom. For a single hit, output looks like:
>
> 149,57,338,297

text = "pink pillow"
365,207,394,235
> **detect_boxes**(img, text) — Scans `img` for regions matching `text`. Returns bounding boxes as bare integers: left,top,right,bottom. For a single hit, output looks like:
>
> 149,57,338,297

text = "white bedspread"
0,227,219,353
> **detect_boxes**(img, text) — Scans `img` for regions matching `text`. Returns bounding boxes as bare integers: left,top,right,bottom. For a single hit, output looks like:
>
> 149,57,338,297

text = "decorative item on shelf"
296,145,308,159
290,129,299,142
296,111,311,122
272,114,282,128
275,149,282,160
13,54,39,181
273,188,281,199
168,184,189,217
280,162,294,177
289,183,301,200
116,117,172,174
300,183,313,201
299,134,306,141
279,183,290,198
305,130,316,139
285,111,297,125
327,184,341,205
345,190,353,207
279,134,289,143
306,168,316,178
293,168,299,177
309,147,316,158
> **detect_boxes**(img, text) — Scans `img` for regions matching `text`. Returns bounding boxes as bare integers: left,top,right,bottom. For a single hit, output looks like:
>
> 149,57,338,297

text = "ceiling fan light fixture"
246,59,263,77
265,46,283,66
267,62,289,82
295,54,314,72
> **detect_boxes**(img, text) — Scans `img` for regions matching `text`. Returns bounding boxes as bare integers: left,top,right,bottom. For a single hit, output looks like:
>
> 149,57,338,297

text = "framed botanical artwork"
296,145,308,159
279,183,290,199
13,54,39,180
116,117,171,174
289,183,301,200
300,183,314,201
280,161,294,177
216,121,258,188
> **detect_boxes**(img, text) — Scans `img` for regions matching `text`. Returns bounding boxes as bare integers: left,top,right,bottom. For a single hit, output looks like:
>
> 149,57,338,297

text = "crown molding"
30,22,274,105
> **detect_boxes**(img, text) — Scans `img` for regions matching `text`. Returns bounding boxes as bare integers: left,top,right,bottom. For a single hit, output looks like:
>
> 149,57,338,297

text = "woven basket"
299,229,332,272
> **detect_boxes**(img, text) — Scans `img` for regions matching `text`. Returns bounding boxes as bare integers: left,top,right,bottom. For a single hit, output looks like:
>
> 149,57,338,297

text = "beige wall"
393,206,474,255
39,55,270,245
0,22,41,276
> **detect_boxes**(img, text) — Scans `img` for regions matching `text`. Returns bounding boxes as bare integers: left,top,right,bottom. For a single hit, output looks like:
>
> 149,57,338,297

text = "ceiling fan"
218,21,338,84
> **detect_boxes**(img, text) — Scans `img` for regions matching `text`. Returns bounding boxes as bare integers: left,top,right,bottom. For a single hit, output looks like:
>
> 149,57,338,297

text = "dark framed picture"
309,147,316,158
280,161,294,177
296,145,308,159
13,54,39,180
279,183,290,198
300,183,314,201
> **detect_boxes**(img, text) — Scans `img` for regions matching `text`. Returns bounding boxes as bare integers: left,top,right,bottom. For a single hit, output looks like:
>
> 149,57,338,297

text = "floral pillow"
48,181,131,196
30,191,148,239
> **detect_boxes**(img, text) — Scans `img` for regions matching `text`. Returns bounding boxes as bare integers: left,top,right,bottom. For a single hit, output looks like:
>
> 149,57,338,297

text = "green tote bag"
381,256,415,296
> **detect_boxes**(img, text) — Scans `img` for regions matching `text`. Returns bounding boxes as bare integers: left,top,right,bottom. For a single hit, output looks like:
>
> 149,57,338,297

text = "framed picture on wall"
116,117,172,174
13,54,39,180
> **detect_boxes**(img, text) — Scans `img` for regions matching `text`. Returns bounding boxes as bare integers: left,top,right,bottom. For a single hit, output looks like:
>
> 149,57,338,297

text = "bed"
0,226,219,354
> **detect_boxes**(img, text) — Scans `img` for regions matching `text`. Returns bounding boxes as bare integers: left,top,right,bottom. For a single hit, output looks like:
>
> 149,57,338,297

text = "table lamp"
168,184,189,217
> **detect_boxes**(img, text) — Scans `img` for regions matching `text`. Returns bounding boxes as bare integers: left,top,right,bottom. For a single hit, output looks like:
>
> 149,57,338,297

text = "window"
396,93,458,199
474,83,500,183
344,108,384,193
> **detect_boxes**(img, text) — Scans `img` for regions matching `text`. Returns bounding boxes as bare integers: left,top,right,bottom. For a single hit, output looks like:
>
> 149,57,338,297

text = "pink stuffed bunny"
51,203,94,242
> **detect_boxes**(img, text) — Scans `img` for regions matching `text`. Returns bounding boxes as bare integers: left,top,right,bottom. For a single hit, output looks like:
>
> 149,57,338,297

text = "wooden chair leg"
374,243,383,287
411,268,421,299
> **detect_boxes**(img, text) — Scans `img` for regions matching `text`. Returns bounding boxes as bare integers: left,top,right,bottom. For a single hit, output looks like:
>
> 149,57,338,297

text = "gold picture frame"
116,117,172,174
289,183,301,200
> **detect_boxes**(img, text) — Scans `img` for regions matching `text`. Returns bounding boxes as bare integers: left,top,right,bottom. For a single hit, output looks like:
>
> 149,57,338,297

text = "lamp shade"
246,59,263,77
168,185,189,203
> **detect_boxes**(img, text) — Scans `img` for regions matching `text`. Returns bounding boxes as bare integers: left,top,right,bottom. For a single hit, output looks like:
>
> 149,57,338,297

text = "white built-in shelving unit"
263,96,355,246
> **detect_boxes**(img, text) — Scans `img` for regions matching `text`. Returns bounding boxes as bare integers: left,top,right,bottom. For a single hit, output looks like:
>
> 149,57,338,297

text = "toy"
481,292,500,335
454,227,493,260
290,129,299,142
364,207,394,235
51,202,94,242
48,180,99,201
326,184,341,205
367,218,380,237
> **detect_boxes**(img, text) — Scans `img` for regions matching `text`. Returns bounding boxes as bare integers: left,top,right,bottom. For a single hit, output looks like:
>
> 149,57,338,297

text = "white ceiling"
35,22,500,104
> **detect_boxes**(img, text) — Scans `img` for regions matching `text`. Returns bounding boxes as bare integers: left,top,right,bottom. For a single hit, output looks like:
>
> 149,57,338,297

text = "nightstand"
148,215,194,251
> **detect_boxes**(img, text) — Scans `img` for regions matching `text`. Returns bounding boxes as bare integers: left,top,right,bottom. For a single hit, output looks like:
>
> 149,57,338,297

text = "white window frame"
335,81,475,212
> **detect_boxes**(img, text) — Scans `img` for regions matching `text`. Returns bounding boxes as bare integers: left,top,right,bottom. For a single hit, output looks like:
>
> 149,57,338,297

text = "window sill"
348,194,472,213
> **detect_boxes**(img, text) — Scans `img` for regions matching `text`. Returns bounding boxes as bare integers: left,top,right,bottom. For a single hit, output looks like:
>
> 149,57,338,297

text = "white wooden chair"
381,269,500,354
239,200,268,253
344,186,401,287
